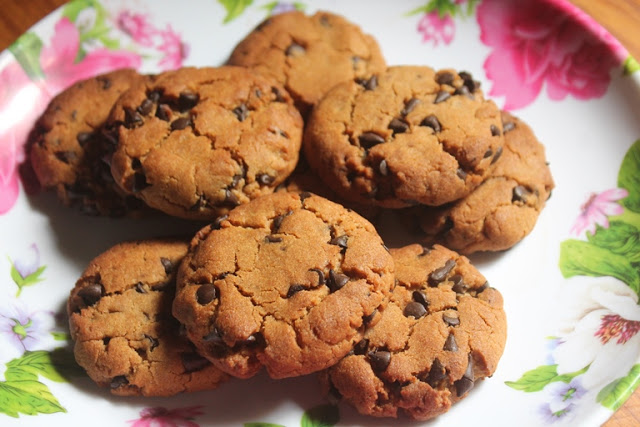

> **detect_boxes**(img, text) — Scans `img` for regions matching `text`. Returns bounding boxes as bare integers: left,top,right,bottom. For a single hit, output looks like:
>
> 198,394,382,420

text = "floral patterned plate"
1,0,640,426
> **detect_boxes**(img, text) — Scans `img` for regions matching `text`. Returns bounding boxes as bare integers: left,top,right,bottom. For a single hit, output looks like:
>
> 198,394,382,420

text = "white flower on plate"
553,276,640,391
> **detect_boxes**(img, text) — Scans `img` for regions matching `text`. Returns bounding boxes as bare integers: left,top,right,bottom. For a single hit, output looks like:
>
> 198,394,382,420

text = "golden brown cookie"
172,192,395,379
320,244,507,421
67,239,229,397
303,66,505,208
29,69,150,216
107,66,303,220
408,112,554,253
227,10,386,116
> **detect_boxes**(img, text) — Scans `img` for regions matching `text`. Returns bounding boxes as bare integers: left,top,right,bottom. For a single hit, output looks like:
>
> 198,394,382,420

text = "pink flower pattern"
117,11,157,47
477,0,628,110
129,406,204,427
570,188,628,236
417,12,455,47
157,25,189,71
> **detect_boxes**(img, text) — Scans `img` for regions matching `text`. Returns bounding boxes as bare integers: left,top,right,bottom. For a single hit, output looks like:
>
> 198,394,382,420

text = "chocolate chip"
156,104,171,121
456,168,467,180
353,339,369,355
378,159,389,176
358,132,385,148
309,268,325,286
286,284,305,298
110,375,128,389
230,174,243,188
196,284,218,305
299,191,312,201
436,72,455,85
418,246,431,257
454,85,471,97
329,235,348,249
401,98,420,116
443,333,458,351
78,283,104,306
171,117,191,131
178,92,199,111
362,75,378,91
124,108,143,129
160,257,174,274
257,174,275,185
412,290,429,307
147,90,161,102
388,117,409,135
265,235,282,243
404,301,427,319
429,259,456,285
55,151,77,164
425,358,446,388
483,148,493,158
223,189,240,207
181,352,211,373
286,42,305,56
151,281,171,291
420,115,441,132
76,132,92,145
491,146,503,165
272,87,285,102
490,124,501,136
450,274,467,293
368,350,391,372
476,281,489,294
503,121,516,133
434,91,451,104
203,327,224,346
513,185,528,203
233,104,248,121
145,335,159,351
319,14,331,27
212,214,228,230
443,313,460,326
242,332,264,347
454,354,475,396
137,98,154,116
459,71,480,92
97,77,112,90
328,269,349,292
272,211,292,231
363,309,377,324
135,282,146,293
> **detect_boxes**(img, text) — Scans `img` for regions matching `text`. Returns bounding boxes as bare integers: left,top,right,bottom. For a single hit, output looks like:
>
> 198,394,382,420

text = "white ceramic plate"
2,0,640,426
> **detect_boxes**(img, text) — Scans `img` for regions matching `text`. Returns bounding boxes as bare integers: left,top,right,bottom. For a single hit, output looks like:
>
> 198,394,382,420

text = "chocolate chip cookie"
67,239,229,397
107,66,304,220
29,69,149,216
410,112,554,253
320,243,506,420
303,66,505,208
227,10,386,116
172,192,395,379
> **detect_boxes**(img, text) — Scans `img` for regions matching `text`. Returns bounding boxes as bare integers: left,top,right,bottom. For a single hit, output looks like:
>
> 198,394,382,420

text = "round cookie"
227,10,386,116
67,239,229,397
29,69,149,216
320,244,507,421
107,66,304,220
172,192,395,379
303,66,505,208
410,111,554,253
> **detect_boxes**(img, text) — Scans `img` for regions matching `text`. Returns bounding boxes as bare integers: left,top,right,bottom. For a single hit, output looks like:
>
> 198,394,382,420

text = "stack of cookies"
25,8,555,422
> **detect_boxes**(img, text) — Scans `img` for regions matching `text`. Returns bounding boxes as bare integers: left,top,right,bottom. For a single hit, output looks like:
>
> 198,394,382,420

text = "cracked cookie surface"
319,243,507,421
67,238,229,397
172,192,395,379
29,69,150,217
303,66,505,208
408,112,555,253
107,66,303,220
227,10,386,117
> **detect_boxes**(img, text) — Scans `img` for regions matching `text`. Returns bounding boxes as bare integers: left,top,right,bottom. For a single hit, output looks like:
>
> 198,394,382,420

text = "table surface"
1,1,639,426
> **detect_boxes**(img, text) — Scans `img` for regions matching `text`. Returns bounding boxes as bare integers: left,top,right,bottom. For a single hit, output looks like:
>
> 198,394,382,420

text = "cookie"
172,191,395,379
67,238,228,397
320,244,507,420
303,66,505,208
227,10,386,116
29,69,149,216
409,112,554,253
107,66,304,220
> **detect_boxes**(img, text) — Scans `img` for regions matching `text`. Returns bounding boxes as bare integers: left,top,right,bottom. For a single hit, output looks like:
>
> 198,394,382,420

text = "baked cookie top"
227,10,386,116
107,66,303,220
320,243,507,421
172,192,395,379
303,66,505,208
413,111,555,253
29,69,149,216
67,239,228,397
